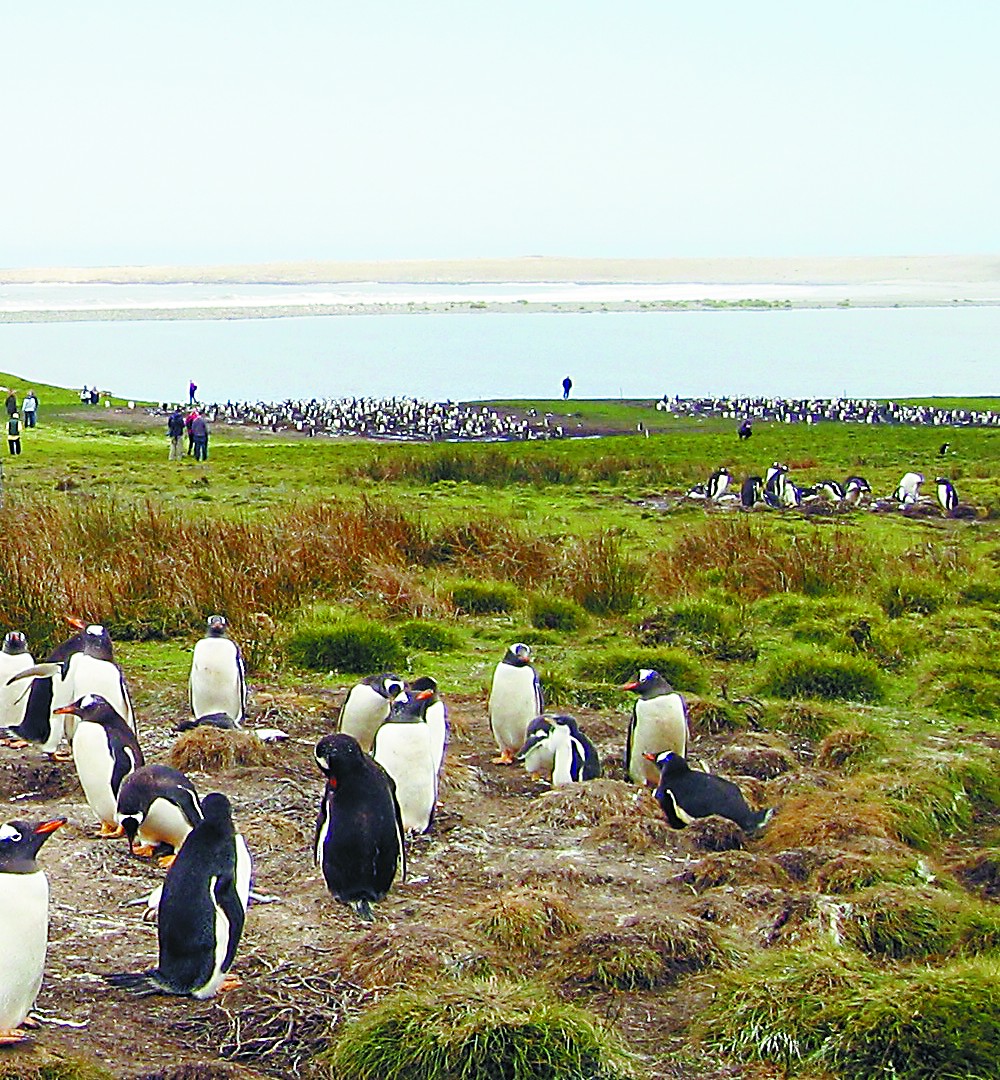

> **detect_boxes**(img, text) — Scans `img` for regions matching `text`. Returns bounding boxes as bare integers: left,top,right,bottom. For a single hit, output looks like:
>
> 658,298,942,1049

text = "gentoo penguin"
811,479,845,501
107,793,251,998
409,675,448,778
189,615,247,725
117,764,202,866
935,477,959,514
0,817,64,1044
55,694,144,836
763,465,789,508
843,475,872,506
647,751,771,834
740,475,763,509
314,733,405,921
622,669,690,787
895,472,924,504
516,714,601,786
488,643,543,764
372,689,440,834
337,672,406,752
0,632,34,733
706,467,732,501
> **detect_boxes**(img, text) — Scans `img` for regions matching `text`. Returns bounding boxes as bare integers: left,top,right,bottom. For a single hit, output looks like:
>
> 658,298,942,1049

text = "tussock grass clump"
398,619,462,652
519,780,659,830
760,788,896,851
320,977,636,1080
770,700,841,741
563,529,645,614
340,925,490,988
472,887,581,952
677,850,793,891
813,851,927,894
686,695,750,734
285,613,405,673
816,724,885,772
918,651,1000,719
880,576,947,617
528,594,588,632
169,727,274,773
576,647,708,694
637,598,756,661
960,578,1000,606
757,646,883,703
450,579,519,614
0,1048,113,1080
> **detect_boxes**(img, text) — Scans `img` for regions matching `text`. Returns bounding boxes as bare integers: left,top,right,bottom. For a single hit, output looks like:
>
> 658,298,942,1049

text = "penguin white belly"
339,686,391,752
58,656,136,745
190,640,244,722
374,727,436,833
139,798,195,851
522,740,555,778
0,654,34,730
234,834,252,911
0,871,48,1032
629,696,689,786
488,667,539,755
193,874,230,1000
425,701,448,777
550,731,583,787
72,722,119,826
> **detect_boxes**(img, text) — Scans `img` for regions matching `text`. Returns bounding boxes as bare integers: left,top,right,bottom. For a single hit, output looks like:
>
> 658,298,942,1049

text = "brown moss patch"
169,727,275,773
759,788,896,851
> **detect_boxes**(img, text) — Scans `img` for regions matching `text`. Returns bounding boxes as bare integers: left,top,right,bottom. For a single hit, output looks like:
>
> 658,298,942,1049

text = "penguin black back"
651,752,770,834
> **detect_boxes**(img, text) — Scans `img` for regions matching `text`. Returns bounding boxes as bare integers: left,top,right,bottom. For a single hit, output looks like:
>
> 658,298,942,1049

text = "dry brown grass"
676,851,794,891
517,779,658,830
816,725,884,772
169,727,276,773
339,924,489,988
759,788,897,851
471,886,581,952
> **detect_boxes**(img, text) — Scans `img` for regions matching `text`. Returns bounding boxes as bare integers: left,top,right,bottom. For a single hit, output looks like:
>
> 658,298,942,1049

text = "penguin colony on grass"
0,623,769,1045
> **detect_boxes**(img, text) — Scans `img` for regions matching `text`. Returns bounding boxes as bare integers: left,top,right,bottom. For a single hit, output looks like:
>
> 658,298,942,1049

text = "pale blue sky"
3,1,997,267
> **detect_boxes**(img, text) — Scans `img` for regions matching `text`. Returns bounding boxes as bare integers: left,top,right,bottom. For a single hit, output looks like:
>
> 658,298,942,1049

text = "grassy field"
0,376,999,1080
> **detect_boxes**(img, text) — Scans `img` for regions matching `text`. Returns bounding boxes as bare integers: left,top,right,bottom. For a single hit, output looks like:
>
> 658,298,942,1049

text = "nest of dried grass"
339,923,490,988
676,850,794,892
586,813,677,852
683,815,747,852
438,756,487,800
717,742,797,780
518,779,657,829
170,727,275,774
471,886,581,952
759,787,896,851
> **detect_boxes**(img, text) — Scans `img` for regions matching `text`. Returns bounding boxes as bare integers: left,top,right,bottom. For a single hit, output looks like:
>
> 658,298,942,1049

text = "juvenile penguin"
935,477,959,514
648,751,771,834
117,764,203,866
0,632,34,733
623,669,690,787
107,793,251,998
55,694,144,836
337,672,406,752
488,643,543,764
314,733,405,921
516,714,601,786
0,817,64,1044
372,689,440,833
189,615,247,725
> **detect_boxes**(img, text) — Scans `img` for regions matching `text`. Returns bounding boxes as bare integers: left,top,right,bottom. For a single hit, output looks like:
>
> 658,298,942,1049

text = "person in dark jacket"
5,390,17,418
167,409,185,460
7,412,21,454
190,413,210,461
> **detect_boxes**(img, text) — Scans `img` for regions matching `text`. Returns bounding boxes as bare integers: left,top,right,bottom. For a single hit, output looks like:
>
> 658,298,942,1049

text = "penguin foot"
218,974,243,993
48,748,74,763
0,1029,31,1044
157,854,176,869
97,822,126,839
130,844,158,858
0,737,29,750
491,750,517,765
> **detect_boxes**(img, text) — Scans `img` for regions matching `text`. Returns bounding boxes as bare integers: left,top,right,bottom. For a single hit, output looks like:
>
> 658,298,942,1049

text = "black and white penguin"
516,714,601,786
895,471,924,504
337,672,406,752
408,675,448,778
647,751,771,834
189,615,247,725
763,464,789,508
0,817,64,1044
706,467,732,501
59,618,115,662
54,694,144,836
622,669,690,787
935,477,959,514
843,475,871,506
811,479,845,502
313,733,405,921
488,643,543,764
117,764,202,866
372,689,440,833
0,632,34,734
107,793,251,998
740,475,764,509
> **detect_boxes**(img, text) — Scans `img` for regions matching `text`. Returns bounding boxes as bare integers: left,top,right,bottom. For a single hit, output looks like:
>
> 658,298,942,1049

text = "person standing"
22,390,37,428
191,412,209,461
7,412,21,455
167,408,185,460
562,376,572,400
189,380,198,405
4,390,16,418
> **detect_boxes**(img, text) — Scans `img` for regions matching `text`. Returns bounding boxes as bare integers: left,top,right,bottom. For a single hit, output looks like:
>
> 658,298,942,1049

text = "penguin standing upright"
107,793,251,998
337,672,406,752
372,689,440,833
0,632,34,733
935,477,959,514
189,615,247,725
409,675,448,778
117,764,202,866
648,751,771,834
740,475,763,509
516,714,601,784
55,694,144,836
0,817,64,1044
622,669,690,786
488,643,543,764
706,468,732,501
313,733,405,921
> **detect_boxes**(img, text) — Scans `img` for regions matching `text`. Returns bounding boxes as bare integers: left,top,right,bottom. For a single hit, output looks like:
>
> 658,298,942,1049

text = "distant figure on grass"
4,391,16,418
22,391,37,429
562,376,572,399
738,419,753,440
191,413,210,462
189,381,198,405
185,409,198,455
6,413,21,456
167,409,185,461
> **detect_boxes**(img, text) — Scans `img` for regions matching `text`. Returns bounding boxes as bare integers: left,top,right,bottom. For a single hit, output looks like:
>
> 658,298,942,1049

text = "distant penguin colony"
488,643,544,764
623,669,690,787
189,616,246,725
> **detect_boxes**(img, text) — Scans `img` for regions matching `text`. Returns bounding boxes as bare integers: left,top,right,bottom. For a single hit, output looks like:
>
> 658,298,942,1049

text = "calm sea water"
0,305,996,405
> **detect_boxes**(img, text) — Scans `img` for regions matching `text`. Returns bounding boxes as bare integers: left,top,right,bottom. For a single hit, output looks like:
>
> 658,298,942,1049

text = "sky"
2,1,998,268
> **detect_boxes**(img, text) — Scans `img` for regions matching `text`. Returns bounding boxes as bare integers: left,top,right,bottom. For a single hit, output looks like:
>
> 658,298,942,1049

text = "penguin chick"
648,751,771,834
337,672,406,752
516,714,601,784
106,793,251,998
488,643,543,764
117,764,203,866
622,669,690,786
55,694,144,837
314,733,405,921
0,817,64,1044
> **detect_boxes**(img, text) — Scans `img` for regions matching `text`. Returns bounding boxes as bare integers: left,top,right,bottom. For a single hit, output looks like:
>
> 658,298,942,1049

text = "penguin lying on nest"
646,751,772,835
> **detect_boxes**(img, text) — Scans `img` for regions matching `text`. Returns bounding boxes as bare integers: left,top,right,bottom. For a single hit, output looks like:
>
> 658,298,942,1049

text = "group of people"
167,406,210,461
4,388,38,456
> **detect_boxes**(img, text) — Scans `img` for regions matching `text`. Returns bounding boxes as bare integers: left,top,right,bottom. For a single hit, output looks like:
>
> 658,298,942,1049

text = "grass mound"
816,724,885,772
760,787,896,851
319,976,636,1080
758,645,884,702
450,579,519,614
285,614,405,672
169,726,274,773
398,619,462,652
339,925,489,988
529,594,588,632
812,851,928,893
576,647,708,693
676,850,793,891
518,779,658,830
0,1048,113,1080
472,887,580,952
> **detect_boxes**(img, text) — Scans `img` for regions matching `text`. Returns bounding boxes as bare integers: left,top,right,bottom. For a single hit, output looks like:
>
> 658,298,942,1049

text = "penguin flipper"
104,970,175,997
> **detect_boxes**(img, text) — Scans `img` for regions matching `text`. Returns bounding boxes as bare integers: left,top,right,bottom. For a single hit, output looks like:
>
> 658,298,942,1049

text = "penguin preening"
935,477,958,514
337,672,406,752
0,632,34,735
314,733,405,921
117,764,203,866
623,669,690,787
516,714,601,786
647,751,771,834
0,817,64,1044
55,694,144,836
372,688,441,833
488,643,543,764
107,793,251,998
189,615,247,725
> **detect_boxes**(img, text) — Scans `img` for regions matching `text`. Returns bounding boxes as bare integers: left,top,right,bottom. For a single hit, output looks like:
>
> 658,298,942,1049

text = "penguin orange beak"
414,689,434,700
53,704,81,716
65,615,88,630
643,752,658,762
34,818,66,835
620,681,639,691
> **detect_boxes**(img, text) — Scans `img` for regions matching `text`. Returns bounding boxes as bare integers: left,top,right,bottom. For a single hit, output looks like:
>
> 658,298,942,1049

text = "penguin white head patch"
512,643,530,659
0,823,22,842
639,669,655,681
78,693,106,709
86,624,105,636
